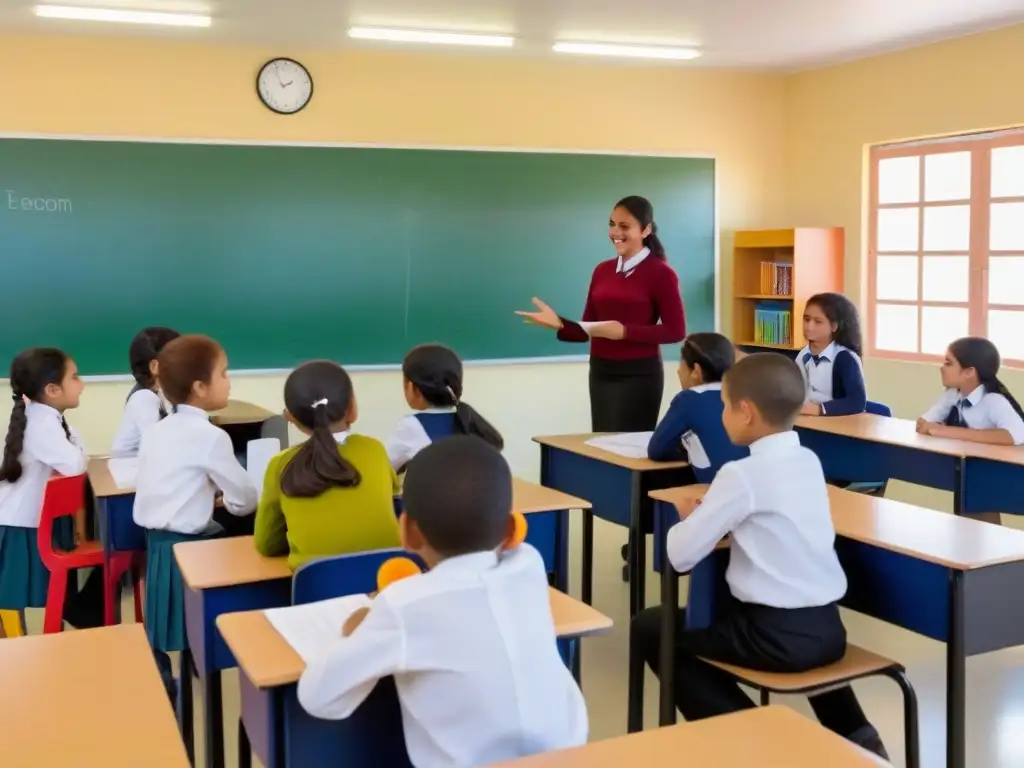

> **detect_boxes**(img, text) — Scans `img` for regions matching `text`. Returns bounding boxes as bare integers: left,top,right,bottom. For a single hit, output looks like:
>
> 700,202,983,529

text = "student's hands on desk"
801,402,824,416
675,497,702,520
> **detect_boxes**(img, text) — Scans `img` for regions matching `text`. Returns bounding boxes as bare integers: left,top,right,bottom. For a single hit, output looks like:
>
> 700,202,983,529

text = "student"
111,326,180,457
133,334,257,675
254,360,400,569
298,436,587,767
0,348,86,614
385,343,503,472
630,353,887,759
648,333,749,480
797,293,867,416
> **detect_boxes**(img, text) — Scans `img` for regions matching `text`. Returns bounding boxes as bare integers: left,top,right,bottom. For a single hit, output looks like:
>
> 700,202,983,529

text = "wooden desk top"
513,478,591,513
533,433,688,472
650,484,1024,571
175,536,291,590
796,413,970,457
210,399,277,426
219,587,613,689
491,706,882,767
0,625,189,767
87,457,135,498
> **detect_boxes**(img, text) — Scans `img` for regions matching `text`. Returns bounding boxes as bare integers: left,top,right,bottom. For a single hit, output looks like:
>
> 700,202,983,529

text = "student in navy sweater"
796,293,867,417
648,333,749,480
385,343,504,472
515,195,686,433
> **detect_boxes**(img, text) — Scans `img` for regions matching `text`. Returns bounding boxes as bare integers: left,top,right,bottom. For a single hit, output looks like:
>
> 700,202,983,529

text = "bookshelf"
731,228,844,352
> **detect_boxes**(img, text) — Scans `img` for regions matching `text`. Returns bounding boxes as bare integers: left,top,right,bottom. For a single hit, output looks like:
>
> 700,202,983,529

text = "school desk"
217,587,613,768
510,477,590,593
648,484,1024,768
489,706,885,768
0,624,189,767
958,443,1024,516
533,433,690,616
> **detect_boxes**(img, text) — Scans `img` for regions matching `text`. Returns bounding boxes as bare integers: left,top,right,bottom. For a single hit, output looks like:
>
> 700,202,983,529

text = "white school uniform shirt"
615,246,650,276
0,402,87,528
132,404,258,534
298,544,588,768
111,388,166,457
666,430,847,609
921,385,1024,445
796,341,861,404
385,408,453,472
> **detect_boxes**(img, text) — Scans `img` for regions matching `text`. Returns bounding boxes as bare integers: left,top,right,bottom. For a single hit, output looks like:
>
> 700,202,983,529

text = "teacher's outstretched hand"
514,195,686,433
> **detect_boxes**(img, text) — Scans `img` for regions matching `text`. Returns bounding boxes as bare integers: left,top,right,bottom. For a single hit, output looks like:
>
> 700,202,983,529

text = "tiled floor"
25,512,1024,768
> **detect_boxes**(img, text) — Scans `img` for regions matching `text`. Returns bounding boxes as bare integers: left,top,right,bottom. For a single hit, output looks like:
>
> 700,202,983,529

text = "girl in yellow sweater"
254,361,400,568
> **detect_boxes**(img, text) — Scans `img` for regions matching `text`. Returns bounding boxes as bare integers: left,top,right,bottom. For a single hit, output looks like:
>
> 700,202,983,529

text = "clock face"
257,58,313,115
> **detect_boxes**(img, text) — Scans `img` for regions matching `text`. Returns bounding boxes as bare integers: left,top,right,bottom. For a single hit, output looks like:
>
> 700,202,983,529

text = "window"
869,130,1024,363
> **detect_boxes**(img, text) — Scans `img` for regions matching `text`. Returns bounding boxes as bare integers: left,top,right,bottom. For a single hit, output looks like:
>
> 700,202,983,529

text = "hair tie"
11,393,21,404
445,386,459,406
311,398,329,409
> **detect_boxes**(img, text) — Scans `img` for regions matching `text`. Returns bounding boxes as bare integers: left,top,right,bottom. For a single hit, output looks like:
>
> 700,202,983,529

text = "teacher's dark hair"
615,195,665,259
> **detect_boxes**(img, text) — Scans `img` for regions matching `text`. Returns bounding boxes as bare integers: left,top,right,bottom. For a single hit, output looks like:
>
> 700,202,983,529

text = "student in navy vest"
385,343,504,472
516,196,687,433
796,293,866,417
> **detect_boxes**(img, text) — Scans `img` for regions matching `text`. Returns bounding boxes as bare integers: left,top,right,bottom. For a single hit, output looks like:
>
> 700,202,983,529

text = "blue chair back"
866,401,892,417
292,548,425,605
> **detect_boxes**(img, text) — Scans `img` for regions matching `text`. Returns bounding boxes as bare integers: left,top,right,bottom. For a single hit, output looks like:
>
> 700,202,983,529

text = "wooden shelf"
736,294,793,300
737,340,800,351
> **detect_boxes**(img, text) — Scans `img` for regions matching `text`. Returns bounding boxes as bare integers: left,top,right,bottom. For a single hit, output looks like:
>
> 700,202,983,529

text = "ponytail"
454,401,505,451
644,223,666,260
614,195,666,260
990,375,1024,422
0,397,28,483
280,400,361,498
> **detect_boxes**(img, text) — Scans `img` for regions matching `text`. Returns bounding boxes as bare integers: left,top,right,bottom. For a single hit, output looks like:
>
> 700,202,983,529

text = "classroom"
2,2,1024,767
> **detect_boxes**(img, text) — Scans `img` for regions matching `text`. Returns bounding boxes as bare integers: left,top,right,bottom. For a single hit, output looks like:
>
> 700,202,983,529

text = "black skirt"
589,356,664,432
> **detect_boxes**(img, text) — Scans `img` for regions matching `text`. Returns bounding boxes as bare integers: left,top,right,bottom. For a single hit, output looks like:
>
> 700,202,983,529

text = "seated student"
254,360,400,569
111,327,180,457
631,353,888,759
648,333,749,480
298,436,588,768
133,334,258,684
797,293,867,416
385,343,503,472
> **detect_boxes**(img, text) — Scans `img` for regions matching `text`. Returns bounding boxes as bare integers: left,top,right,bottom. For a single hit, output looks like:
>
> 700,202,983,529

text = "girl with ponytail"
111,326,180,457
386,343,504,472
254,360,400,569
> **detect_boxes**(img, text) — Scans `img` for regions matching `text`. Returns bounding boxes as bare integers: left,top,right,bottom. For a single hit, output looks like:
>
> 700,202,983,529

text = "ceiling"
2,0,1023,69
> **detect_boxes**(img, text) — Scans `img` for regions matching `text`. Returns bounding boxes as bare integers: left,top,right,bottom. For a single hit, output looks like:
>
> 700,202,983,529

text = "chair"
703,644,919,768
37,474,143,633
843,401,892,496
292,548,423,605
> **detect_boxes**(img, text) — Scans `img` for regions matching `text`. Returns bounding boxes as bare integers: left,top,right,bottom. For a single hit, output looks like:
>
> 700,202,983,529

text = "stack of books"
754,301,792,346
759,262,793,296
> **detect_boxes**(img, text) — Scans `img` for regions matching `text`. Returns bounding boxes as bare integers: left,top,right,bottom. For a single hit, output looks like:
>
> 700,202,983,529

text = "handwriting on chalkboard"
6,190,72,214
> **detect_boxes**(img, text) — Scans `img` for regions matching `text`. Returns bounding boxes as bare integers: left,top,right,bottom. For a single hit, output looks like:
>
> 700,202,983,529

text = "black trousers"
589,356,664,432
631,599,882,749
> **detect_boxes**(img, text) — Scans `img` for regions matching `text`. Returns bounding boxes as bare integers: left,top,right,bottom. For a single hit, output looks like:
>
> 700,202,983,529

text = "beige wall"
785,23,1024,510
0,34,787,476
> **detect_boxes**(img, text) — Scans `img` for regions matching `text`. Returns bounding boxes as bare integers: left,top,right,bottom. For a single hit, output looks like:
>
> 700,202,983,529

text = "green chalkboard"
0,139,715,374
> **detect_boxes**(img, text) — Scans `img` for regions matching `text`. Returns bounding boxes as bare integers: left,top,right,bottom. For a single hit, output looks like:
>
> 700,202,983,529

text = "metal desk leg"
947,570,965,768
204,670,225,768
628,472,645,617
659,565,679,727
238,719,252,768
581,509,594,606
953,459,965,517
179,649,195,765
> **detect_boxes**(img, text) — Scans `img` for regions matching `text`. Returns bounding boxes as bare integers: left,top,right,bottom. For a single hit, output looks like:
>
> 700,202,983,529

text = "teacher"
516,195,687,432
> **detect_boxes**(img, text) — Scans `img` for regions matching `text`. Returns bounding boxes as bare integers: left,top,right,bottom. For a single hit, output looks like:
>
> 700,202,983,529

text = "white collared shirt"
922,385,1024,445
298,544,588,768
666,430,847,609
133,404,258,534
384,408,453,471
797,341,860,404
615,246,650,275
111,388,165,458
0,402,87,528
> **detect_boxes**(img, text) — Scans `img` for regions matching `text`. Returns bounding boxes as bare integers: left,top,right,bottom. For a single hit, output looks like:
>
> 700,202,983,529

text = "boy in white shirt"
630,353,887,759
299,436,588,768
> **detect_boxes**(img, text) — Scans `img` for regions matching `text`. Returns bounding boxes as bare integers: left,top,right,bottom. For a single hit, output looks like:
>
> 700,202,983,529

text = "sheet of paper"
246,438,280,497
107,457,139,488
585,432,654,459
264,594,373,663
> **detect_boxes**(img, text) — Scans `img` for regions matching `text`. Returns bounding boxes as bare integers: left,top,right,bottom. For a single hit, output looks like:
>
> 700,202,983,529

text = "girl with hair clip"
111,326,180,457
797,292,867,417
648,333,749,481
385,343,504,472
254,360,400,569
918,337,1024,524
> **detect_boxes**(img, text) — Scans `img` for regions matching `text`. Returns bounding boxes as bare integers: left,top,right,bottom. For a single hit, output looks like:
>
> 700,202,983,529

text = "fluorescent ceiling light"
34,4,211,27
348,27,514,48
553,42,700,61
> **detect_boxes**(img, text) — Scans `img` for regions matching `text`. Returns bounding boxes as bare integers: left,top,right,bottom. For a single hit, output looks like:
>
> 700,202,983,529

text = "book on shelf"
753,301,792,346
759,262,792,296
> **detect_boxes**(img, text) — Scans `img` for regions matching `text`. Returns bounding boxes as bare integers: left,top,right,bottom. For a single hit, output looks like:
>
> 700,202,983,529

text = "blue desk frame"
962,456,1024,516
647,499,1024,768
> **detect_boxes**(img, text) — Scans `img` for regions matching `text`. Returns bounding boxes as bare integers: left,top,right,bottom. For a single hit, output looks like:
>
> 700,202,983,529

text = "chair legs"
103,552,146,627
43,568,69,634
883,668,921,768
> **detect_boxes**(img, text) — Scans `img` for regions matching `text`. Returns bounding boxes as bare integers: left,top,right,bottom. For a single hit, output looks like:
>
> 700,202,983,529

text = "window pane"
875,303,918,353
992,145,1024,198
924,152,971,202
923,205,970,251
922,255,969,302
988,310,1024,360
921,306,969,355
878,156,920,204
877,207,919,251
990,202,1024,251
989,256,1024,306
875,256,918,300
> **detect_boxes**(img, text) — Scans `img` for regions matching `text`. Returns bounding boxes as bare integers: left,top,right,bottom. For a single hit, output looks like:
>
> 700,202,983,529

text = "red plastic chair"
36,474,143,633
